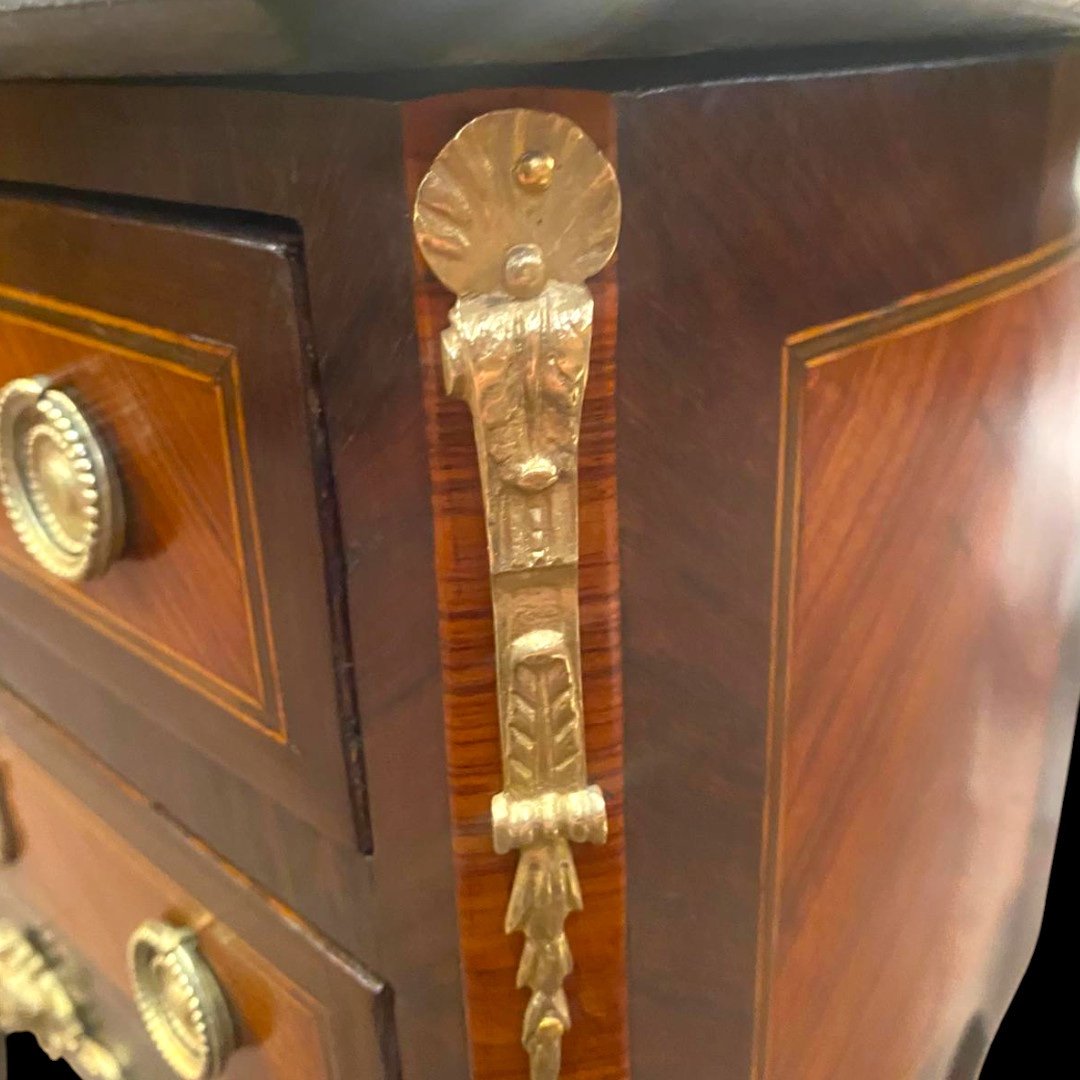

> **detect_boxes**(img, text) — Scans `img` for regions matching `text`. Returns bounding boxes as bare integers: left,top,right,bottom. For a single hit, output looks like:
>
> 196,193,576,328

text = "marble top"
1,0,1078,80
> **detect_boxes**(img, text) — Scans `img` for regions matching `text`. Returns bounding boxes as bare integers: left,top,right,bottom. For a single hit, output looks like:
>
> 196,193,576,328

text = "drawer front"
0,195,365,852
0,728,391,1079
0,287,276,733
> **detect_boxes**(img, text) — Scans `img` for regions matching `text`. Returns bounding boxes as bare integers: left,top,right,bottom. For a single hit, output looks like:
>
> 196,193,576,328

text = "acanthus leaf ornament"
414,109,620,1080
0,920,124,1079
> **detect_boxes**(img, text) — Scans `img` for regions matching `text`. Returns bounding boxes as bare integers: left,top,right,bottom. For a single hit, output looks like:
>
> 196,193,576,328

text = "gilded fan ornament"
414,109,621,1080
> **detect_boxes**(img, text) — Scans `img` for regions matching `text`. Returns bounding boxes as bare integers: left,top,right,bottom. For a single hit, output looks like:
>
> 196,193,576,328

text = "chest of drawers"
2,11,1080,1079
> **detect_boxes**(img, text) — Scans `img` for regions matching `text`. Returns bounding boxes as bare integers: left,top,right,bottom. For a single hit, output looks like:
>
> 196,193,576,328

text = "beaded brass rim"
0,376,124,581
127,921,235,1080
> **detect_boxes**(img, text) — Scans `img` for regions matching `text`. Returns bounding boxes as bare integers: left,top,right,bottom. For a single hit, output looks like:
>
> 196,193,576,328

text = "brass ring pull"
0,376,124,581
127,921,235,1080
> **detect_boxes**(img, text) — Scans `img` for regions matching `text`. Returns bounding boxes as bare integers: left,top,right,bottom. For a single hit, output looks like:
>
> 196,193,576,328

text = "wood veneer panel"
614,46,1080,1080
0,87,466,1077
0,292,271,726
3,748,330,1079
404,90,629,1080
0,196,365,858
0,703,395,1080
1,47,1079,1080
763,243,1080,1078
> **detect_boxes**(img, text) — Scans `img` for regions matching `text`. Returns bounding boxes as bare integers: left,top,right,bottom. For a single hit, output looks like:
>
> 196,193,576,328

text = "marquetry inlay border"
754,233,1080,1078
0,283,285,740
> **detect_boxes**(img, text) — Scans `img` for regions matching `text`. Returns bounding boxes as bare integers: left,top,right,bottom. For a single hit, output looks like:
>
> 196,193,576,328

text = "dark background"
3,741,1075,1077
980,733,1076,1078
4,1033,76,1076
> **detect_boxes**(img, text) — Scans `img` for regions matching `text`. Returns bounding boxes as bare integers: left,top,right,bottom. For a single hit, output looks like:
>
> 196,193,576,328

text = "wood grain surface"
761,240,1080,1079
0,196,366,857
0,712,396,1080
404,90,629,1080
1,43,1080,1080
0,287,275,731
614,47,1080,1080
0,88,467,1077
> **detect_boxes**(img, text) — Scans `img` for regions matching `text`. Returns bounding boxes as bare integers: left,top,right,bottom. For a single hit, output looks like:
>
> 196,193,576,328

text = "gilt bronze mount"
0,376,124,582
127,920,236,1080
414,108,620,1080
0,920,123,1079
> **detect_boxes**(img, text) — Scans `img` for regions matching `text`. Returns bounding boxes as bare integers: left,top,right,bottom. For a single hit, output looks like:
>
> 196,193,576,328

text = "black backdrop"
980,733,1076,1077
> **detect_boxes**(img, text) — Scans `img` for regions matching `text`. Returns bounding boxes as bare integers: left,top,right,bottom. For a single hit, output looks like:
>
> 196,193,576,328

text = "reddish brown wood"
0,289,269,723
404,90,629,1080
0,89,467,1077
762,241,1080,1079
614,47,1080,1080
1,44,1080,1080
0,196,365,854
0,706,395,1080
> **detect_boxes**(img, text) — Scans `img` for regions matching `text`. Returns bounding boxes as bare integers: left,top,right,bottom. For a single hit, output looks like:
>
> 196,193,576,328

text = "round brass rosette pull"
127,921,235,1080
0,376,124,581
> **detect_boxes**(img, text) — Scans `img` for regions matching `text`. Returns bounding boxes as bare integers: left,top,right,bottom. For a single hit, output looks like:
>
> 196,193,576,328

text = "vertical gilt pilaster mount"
414,109,620,1080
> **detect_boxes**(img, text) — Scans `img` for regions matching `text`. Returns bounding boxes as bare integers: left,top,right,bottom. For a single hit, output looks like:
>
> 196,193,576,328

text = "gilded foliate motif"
0,921,124,1079
414,109,620,1080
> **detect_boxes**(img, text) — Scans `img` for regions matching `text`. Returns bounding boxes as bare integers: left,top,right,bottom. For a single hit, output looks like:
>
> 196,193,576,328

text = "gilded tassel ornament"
413,109,620,1080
